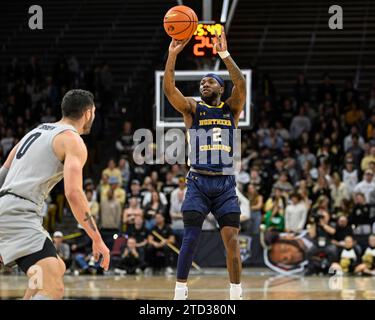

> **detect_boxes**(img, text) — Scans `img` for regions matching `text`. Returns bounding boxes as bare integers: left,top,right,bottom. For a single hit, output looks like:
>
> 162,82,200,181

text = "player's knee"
52,279,64,300
183,211,205,228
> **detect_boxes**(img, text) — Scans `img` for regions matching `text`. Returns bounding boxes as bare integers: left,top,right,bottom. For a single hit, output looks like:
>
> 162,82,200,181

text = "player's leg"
218,213,243,300
17,238,66,300
174,210,206,300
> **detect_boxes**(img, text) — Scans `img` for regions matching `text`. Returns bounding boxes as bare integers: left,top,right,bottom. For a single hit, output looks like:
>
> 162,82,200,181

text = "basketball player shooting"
0,89,110,300
163,26,246,300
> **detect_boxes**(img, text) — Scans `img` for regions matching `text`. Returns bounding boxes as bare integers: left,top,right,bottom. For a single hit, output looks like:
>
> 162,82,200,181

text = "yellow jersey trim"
200,102,224,109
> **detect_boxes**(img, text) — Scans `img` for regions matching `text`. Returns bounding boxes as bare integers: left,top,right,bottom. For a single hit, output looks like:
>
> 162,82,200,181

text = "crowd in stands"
2,54,375,276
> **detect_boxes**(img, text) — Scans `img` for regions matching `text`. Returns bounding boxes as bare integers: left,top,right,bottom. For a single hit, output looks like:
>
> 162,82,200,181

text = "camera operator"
305,202,338,275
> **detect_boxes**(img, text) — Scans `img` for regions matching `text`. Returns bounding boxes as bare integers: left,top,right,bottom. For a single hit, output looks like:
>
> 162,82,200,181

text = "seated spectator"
312,176,331,204
298,145,317,169
126,179,144,205
115,237,144,275
330,172,349,212
127,215,148,262
272,171,294,196
344,126,365,152
361,146,375,172
122,197,143,232
248,184,263,234
108,176,126,207
342,158,358,196
331,236,361,274
85,189,99,223
353,169,375,203
115,120,134,158
100,189,122,249
289,105,311,141
169,176,187,238
84,178,98,202
102,158,122,186
52,231,71,271
98,173,110,203
347,134,364,168
118,157,131,190
264,188,286,232
285,193,308,233
144,191,167,230
350,192,371,235
355,234,375,275
332,215,353,249
146,213,175,274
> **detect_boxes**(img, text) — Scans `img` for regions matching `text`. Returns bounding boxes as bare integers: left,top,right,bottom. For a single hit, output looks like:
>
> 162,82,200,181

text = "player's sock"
230,283,243,300
176,226,201,280
31,293,51,300
174,281,188,300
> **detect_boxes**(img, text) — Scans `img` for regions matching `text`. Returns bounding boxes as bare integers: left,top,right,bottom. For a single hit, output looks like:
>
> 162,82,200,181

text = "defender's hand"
213,26,228,52
92,239,110,271
168,37,191,55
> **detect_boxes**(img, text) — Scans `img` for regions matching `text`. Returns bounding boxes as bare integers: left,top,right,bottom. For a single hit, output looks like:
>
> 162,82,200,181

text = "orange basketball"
163,5,198,40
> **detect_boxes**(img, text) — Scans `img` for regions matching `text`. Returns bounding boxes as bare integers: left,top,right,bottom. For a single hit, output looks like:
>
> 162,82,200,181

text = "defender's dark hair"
61,89,94,120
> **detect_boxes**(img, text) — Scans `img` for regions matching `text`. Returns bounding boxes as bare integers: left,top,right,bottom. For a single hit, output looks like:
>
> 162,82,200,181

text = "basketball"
163,5,198,40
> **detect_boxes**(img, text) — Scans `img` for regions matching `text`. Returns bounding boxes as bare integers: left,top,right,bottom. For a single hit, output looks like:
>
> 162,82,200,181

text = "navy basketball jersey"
187,101,236,174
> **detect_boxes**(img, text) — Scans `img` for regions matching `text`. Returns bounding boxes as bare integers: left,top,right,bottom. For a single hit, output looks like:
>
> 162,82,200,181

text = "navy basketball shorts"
181,171,241,218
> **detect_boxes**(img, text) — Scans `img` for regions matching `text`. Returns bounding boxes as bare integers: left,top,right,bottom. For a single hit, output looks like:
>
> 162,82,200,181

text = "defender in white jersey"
0,89,110,300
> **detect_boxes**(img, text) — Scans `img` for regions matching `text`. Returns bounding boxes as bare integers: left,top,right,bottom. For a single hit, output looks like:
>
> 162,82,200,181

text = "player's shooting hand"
92,239,110,271
213,25,228,52
169,37,191,55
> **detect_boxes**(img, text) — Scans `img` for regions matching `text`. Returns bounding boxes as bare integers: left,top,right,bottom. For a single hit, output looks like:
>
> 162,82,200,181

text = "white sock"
230,283,243,300
174,281,188,300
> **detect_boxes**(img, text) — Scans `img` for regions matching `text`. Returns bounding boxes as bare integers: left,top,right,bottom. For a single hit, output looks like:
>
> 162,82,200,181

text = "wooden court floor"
1,268,375,300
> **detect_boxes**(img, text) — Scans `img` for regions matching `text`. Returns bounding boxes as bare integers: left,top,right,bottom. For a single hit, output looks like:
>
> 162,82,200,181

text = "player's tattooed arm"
84,212,97,232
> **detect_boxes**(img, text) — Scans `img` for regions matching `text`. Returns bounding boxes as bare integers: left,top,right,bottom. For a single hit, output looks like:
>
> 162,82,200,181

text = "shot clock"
193,23,223,57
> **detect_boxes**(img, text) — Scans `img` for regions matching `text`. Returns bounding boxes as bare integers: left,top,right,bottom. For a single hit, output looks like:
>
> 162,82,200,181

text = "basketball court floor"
1,268,375,300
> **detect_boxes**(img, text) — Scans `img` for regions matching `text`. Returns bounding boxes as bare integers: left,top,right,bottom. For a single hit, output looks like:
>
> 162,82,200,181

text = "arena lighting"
220,0,230,23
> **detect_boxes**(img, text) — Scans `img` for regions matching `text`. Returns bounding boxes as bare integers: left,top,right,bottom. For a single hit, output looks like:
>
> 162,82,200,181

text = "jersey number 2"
16,132,42,159
213,127,222,142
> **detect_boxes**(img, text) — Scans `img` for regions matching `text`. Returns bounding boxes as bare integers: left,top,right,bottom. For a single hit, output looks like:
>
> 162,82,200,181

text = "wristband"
218,50,230,59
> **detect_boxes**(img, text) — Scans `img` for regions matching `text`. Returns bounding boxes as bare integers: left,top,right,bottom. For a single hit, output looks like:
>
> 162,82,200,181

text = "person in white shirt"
353,169,375,203
169,177,187,235
342,158,359,196
285,193,308,232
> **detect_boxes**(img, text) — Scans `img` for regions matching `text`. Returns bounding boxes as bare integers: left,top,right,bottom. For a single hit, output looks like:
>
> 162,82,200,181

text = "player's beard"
201,90,220,105
82,113,94,135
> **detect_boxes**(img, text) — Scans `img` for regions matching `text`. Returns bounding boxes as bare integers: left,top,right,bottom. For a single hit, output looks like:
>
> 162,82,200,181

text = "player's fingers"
101,251,110,271
93,251,100,262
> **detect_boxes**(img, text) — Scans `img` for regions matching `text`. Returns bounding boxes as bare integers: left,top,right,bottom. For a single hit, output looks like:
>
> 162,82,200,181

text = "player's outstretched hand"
168,37,191,55
213,25,228,52
92,239,110,271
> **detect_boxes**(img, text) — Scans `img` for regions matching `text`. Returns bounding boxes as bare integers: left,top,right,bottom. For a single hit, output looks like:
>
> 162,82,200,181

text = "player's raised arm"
60,131,110,270
0,143,19,188
163,38,197,115
214,26,246,124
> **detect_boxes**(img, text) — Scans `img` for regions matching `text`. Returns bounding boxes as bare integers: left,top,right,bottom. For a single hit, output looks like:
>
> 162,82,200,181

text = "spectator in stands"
290,105,311,141
364,113,375,141
264,186,286,232
147,213,175,275
330,172,349,212
361,146,375,172
298,145,317,169
102,158,122,186
100,188,122,249
312,176,331,204
345,103,365,128
127,215,148,263
84,178,98,202
169,176,186,238
344,126,365,153
262,127,283,151
122,197,143,233
98,173,110,203
144,191,166,230
273,171,294,196
350,192,371,235
331,235,361,274
248,184,263,234
354,234,375,275
116,121,134,158
118,157,131,190
99,62,114,108
127,179,144,205
52,231,71,271
1,128,16,156
115,237,143,275
342,158,359,196
285,193,308,233
331,215,353,248
85,189,99,223
353,169,375,203
108,176,126,207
